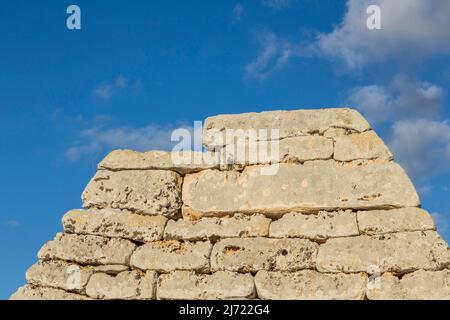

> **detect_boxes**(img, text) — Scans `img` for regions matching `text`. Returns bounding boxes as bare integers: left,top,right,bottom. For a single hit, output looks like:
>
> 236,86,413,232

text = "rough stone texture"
26,260,93,293
130,240,212,272
357,207,436,235
82,169,182,218
10,285,90,300
203,108,371,149
157,271,255,300
333,131,393,161
38,233,136,266
211,238,318,272
62,208,167,242
92,265,129,274
317,231,449,273
164,214,270,241
86,270,156,300
99,150,219,174
255,270,366,300
182,161,419,218
366,270,450,300
215,136,333,167
269,210,359,241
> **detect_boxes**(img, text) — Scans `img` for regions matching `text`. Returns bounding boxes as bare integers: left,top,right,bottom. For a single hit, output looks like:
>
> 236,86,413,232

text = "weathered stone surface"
130,240,212,272
86,270,156,300
357,207,436,235
38,233,136,266
255,271,366,300
10,285,90,300
82,169,182,218
182,161,419,218
92,265,129,274
216,136,333,167
269,210,358,241
62,208,167,242
317,231,449,273
334,131,392,162
366,270,450,300
203,108,371,149
26,260,93,292
211,238,318,272
157,271,255,300
164,214,270,241
98,150,219,174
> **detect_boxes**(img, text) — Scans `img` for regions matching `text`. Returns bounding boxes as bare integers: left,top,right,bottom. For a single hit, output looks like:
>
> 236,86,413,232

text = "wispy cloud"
431,212,449,234
232,3,244,22
66,120,199,162
348,74,444,125
316,0,450,69
93,75,129,100
244,31,306,81
5,220,20,228
262,0,293,10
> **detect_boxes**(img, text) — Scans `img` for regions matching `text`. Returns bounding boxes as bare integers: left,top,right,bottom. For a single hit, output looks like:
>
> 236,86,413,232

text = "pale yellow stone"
86,270,156,300
10,285,91,300
269,210,359,241
182,161,419,218
366,270,450,300
317,231,449,273
157,271,255,300
211,238,318,272
98,150,219,174
334,131,393,161
38,233,136,266
26,260,93,292
62,208,167,242
130,240,212,272
82,169,182,218
164,214,270,241
357,207,436,235
255,270,366,300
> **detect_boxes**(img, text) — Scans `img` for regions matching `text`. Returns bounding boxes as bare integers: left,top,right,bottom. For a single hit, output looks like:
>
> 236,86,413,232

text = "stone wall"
11,108,449,300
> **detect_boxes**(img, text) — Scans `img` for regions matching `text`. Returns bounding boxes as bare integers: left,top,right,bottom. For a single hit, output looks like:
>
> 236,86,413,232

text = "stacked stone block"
11,108,449,300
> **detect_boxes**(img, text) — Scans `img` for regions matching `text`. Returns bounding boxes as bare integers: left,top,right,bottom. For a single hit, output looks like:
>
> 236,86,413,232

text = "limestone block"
98,150,219,174
182,161,419,218
10,285,90,300
82,169,182,218
366,270,450,300
269,210,359,241
216,136,333,167
92,265,129,274
38,233,136,266
157,271,255,300
62,208,167,242
317,231,449,273
164,214,270,241
357,207,436,235
255,270,366,300
26,260,93,292
333,131,393,161
86,270,156,300
203,108,370,149
211,238,318,272
130,240,212,272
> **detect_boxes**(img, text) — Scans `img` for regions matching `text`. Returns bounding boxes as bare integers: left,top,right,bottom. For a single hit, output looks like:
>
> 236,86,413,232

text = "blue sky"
1,0,450,299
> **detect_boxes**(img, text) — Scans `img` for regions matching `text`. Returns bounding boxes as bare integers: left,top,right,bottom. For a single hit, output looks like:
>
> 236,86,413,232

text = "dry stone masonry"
11,108,449,300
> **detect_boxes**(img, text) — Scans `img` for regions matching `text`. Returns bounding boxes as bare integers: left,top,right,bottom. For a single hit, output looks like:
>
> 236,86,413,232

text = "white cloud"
232,3,244,22
317,0,450,69
244,31,303,81
262,0,293,10
66,121,201,162
348,74,444,124
93,75,129,100
389,119,450,180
